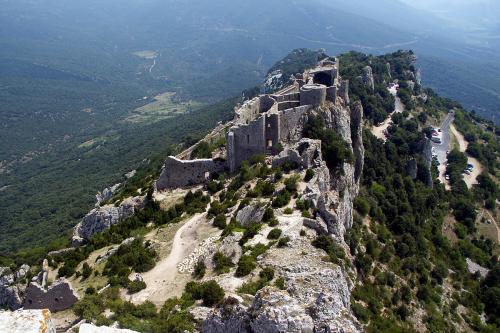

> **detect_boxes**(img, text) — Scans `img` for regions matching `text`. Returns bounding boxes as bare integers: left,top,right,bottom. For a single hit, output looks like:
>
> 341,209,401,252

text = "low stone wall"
24,279,79,312
156,156,227,190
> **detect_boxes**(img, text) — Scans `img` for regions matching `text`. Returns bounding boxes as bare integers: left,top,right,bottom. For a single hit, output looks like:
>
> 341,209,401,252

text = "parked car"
445,174,450,180
464,170,471,175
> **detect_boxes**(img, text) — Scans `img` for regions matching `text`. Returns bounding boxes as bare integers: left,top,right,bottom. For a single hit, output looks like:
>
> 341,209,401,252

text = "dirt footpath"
129,213,210,306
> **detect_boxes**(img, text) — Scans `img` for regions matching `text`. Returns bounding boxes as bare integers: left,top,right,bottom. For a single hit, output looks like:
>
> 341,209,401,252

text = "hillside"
1,49,498,333
2,0,499,256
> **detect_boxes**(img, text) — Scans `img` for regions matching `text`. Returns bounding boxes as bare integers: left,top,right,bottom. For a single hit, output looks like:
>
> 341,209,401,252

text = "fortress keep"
156,57,350,190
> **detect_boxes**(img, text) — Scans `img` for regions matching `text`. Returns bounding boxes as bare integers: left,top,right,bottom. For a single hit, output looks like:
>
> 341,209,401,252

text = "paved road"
433,113,454,186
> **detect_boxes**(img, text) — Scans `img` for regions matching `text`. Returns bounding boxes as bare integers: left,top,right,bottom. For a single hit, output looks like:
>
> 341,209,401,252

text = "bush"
267,228,282,240
213,252,234,274
213,214,227,230
236,255,257,277
192,260,206,279
277,236,290,248
304,169,315,182
275,277,286,290
128,280,147,294
81,262,92,280
184,280,225,307
354,197,370,217
283,207,293,214
272,190,291,208
263,207,275,222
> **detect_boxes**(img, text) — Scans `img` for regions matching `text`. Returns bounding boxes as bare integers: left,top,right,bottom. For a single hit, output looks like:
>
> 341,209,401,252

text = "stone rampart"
300,84,326,107
23,279,79,312
156,157,227,190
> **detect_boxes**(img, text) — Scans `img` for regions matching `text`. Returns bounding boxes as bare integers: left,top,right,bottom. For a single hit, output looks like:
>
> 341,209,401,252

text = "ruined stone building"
156,57,351,190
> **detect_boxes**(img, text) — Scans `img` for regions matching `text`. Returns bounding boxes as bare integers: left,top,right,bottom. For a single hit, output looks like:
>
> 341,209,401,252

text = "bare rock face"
272,138,323,170
1,265,30,310
250,287,315,333
95,183,121,207
362,66,375,92
304,101,364,237
0,285,24,310
203,231,361,333
72,196,145,245
236,204,266,227
203,297,252,333
0,309,56,333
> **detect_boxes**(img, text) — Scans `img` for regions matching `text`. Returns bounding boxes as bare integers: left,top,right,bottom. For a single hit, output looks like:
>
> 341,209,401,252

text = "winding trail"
129,213,206,305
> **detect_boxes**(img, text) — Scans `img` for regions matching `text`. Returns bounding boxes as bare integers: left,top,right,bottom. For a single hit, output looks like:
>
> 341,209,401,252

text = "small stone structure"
0,309,56,333
23,259,79,312
156,57,350,190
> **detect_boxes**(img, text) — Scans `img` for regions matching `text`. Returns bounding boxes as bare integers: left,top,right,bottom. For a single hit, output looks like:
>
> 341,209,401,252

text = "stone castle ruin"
156,57,350,190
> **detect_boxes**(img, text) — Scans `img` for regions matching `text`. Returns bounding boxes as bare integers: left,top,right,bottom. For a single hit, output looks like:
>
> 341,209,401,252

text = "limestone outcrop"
72,196,145,245
0,265,30,310
0,309,56,333
272,138,323,170
79,323,140,333
236,204,266,227
362,66,375,91
95,183,121,207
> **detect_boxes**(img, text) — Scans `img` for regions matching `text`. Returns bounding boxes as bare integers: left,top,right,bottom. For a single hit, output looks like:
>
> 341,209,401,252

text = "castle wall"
279,106,311,143
235,95,277,124
300,84,327,107
156,157,227,190
228,116,266,171
278,101,300,111
24,280,79,312
326,86,337,102
265,113,280,154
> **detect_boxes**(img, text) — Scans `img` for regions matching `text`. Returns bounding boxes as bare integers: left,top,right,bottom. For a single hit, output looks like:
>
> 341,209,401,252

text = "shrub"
267,228,282,240
81,262,92,280
213,214,227,230
184,280,225,307
263,207,275,222
192,260,206,279
354,197,370,217
268,218,279,227
304,169,315,182
236,255,257,277
272,190,291,208
300,230,306,237
213,252,234,274
237,268,275,295
128,280,147,294
275,277,286,290
239,223,262,246
312,235,346,264
277,237,290,248
283,208,293,214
